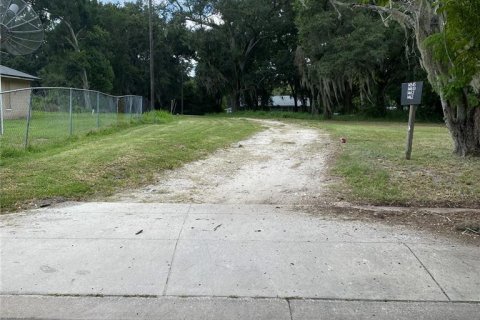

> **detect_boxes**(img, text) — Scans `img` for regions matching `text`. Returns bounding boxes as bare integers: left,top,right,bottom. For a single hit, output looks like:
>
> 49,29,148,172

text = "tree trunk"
375,81,387,117
441,94,480,156
293,92,299,113
230,90,241,112
320,93,332,119
301,94,308,113
64,21,92,111
353,0,480,156
290,83,299,112
323,106,333,119
343,84,353,114
413,0,480,156
81,70,92,112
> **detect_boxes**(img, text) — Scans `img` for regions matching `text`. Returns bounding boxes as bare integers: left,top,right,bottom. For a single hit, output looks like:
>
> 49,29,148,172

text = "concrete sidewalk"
1,203,479,319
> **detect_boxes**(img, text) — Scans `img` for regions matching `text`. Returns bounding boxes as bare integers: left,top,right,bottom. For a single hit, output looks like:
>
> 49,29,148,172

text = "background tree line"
1,0,439,116
1,0,478,154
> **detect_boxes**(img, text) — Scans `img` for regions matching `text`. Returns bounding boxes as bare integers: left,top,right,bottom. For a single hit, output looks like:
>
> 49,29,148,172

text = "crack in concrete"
287,299,294,320
1,293,479,304
162,205,191,296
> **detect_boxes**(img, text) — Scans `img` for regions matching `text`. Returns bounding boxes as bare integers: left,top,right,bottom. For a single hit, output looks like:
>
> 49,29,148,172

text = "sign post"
401,81,423,160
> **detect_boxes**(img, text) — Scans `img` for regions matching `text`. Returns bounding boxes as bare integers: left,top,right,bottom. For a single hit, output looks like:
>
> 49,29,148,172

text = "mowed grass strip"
1,111,149,153
0,117,261,212
313,121,480,207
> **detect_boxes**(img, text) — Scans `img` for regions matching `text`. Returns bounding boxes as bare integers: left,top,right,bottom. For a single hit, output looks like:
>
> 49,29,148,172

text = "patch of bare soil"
302,203,480,244
112,119,479,244
113,120,333,205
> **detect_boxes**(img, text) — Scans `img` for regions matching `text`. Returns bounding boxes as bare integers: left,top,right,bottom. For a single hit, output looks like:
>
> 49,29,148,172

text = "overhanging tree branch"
332,1,415,28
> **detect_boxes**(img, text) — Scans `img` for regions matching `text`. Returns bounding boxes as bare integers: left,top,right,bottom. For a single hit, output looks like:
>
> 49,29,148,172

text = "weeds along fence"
0,87,143,150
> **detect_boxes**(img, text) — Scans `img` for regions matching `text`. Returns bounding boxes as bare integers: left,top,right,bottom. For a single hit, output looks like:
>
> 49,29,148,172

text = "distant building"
270,95,310,112
1,65,39,119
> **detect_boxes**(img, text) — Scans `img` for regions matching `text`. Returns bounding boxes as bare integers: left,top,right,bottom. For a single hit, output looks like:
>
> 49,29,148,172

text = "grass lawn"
1,111,138,151
2,110,478,211
217,111,479,207
0,117,261,212
308,121,480,207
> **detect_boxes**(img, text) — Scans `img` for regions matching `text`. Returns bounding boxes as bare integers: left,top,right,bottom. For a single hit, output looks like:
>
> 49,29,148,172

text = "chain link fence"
0,87,143,150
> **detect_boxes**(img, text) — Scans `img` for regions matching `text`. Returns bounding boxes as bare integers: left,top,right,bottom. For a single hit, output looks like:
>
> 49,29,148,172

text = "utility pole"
149,0,154,111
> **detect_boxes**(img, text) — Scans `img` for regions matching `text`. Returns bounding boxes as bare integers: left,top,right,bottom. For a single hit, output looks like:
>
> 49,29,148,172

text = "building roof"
0,65,39,81
271,95,310,107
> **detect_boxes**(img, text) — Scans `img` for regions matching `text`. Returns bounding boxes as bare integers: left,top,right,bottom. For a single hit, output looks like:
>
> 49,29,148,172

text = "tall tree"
295,0,411,118
33,0,96,90
340,0,480,156
175,0,293,111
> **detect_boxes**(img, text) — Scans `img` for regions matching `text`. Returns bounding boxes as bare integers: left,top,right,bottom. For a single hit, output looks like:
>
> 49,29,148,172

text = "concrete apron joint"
162,204,191,296
403,243,451,301
3,293,479,304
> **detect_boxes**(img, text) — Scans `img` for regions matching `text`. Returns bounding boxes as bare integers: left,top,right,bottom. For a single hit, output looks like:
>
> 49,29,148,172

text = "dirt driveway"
113,120,332,205
3,119,479,319
111,119,480,243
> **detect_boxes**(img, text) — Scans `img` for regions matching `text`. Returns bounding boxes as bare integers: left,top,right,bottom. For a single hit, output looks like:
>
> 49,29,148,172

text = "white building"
270,95,310,112
1,65,39,119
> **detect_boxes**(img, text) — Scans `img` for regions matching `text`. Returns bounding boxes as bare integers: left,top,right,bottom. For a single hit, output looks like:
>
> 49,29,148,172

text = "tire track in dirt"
112,120,333,205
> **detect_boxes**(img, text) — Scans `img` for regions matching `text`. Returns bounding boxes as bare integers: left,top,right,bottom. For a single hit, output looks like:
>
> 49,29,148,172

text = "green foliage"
4,0,194,109
2,0,449,119
345,0,480,156
315,121,480,206
424,0,480,104
188,0,302,110
212,110,323,120
294,0,435,118
213,109,443,123
140,110,175,124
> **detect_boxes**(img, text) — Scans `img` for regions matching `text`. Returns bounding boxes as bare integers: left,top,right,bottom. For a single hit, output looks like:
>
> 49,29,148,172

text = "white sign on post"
401,81,424,160
401,82,423,106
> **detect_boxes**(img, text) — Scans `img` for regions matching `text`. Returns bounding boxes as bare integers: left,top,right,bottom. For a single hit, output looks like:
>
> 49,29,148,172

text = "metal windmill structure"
0,0,44,134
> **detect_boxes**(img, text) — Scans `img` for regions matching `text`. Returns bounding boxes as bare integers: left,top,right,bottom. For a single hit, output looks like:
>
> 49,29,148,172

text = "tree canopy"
341,0,480,155
2,0,478,155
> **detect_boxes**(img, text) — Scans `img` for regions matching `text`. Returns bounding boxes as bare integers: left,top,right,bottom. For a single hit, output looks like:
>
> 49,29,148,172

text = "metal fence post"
0,93,4,135
96,92,100,128
0,73,4,135
116,97,119,124
129,97,133,121
24,90,33,149
69,88,73,136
